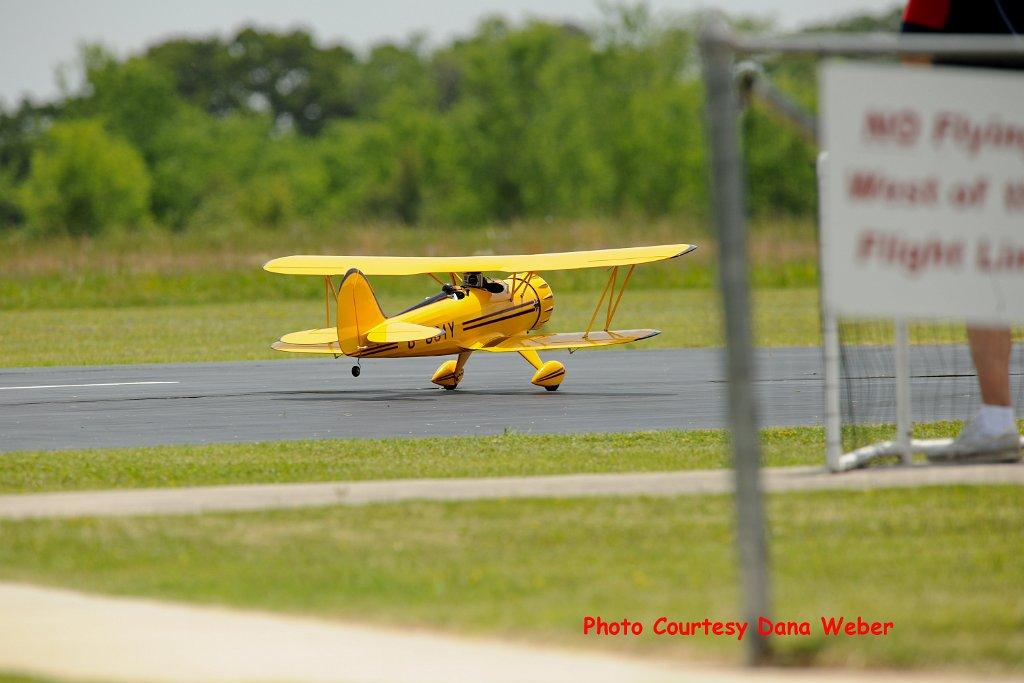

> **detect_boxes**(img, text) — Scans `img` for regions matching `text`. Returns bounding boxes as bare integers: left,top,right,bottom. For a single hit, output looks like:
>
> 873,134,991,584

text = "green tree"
352,39,437,118
146,28,358,135
149,109,273,229
4,6,886,233
0,101,56,228
21,120,152,235
80,48,182,161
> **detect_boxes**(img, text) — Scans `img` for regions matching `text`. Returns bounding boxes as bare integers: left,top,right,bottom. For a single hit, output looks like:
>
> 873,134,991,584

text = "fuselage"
351,273,554,359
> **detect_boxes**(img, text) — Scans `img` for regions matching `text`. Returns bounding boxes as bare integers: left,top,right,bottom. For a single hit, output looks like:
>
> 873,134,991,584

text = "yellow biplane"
264,244,696,391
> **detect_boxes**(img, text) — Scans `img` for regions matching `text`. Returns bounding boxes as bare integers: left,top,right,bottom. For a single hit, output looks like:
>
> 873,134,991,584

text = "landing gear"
351,364,361,377
431,351,472,390
518,350,565,391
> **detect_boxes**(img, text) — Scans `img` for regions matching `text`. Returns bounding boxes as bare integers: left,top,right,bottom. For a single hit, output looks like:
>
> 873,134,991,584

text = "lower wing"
469,329,658,352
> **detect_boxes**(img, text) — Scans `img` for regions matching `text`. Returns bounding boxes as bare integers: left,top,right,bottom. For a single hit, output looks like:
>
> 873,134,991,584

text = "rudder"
336,268,386,355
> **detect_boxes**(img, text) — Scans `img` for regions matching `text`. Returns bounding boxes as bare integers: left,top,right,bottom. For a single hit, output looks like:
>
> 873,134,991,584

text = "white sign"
820,61,1024,324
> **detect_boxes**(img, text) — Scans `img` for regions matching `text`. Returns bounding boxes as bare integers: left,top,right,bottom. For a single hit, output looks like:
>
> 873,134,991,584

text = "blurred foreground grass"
0,486,1020,670
0,423,973,494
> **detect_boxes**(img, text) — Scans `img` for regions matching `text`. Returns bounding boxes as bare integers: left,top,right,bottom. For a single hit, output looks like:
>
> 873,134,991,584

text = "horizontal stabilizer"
274,328,340,354
472,329,659,352
279,327,338,345
367,321,443,343
271,340,342,355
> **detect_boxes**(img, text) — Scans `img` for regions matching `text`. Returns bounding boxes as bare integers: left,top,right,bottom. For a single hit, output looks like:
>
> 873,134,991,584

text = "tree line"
0,5,900,236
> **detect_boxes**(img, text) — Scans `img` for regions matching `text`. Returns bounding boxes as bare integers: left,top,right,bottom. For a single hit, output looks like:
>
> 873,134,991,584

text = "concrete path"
0,582,1007,683
2,462,1021,520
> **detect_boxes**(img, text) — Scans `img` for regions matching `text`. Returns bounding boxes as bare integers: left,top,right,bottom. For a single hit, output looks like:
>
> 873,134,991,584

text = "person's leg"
967,326,1012,407
930,326,1019,462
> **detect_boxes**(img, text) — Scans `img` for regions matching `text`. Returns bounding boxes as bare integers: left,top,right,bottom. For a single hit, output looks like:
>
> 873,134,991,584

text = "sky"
0,0,900,106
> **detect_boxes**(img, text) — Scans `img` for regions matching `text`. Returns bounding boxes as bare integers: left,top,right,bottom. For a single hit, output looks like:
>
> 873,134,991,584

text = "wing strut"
324,276,337,327
510,271,534,299
583,265,636,339
324,276,340,357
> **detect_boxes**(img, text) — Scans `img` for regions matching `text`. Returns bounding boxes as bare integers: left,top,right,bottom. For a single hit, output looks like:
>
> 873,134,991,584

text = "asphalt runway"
0,347,997,453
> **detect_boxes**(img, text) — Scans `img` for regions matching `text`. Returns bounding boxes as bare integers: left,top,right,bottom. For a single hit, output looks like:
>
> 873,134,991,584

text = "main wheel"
444,385,458,391
545,385,558,391
351,365,361,377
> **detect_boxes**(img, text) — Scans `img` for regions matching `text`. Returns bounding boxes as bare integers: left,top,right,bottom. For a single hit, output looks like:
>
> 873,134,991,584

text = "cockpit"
396,273,506,316
462,272,506,294
397,289,458,316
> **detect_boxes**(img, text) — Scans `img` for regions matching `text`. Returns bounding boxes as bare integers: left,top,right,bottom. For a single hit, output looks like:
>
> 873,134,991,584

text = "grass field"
0,423,973,494
0,288,824,367
0,218,819,310
0,218,825,366
0,486,1020,670
7,220,1005,369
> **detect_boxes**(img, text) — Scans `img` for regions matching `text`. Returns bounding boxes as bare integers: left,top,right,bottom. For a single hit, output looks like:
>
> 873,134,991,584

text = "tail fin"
336,268,386,355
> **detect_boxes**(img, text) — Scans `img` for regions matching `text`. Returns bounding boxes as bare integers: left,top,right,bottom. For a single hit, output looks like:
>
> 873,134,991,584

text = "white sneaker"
927,419,1022,464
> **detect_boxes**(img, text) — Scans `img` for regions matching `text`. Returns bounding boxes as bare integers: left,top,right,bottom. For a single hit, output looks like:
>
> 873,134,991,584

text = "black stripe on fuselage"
462,301,536,326
463,305,538,331
355,343,399,357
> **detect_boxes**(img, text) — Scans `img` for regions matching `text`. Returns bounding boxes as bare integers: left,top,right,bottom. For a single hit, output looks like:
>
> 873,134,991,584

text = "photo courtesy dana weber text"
581,616,894,640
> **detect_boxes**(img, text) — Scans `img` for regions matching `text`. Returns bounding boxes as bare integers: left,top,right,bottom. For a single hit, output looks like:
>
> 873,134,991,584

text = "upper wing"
264,244,696,276
469,329,659,352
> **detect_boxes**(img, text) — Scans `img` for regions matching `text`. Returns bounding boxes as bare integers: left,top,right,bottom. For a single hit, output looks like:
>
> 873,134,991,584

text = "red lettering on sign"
947,177,989,208
857,229,965,276
933,111,1024,158
1005,181,1024,212
862,109,920,146
847,170,939,206
977,239,1024,273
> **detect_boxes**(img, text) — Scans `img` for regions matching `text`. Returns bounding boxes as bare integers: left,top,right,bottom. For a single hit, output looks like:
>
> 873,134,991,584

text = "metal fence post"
894,318,913,465
699,15,772,666
817,151,845,472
